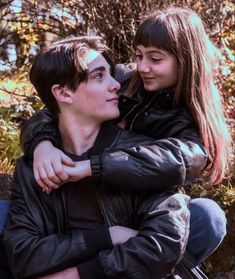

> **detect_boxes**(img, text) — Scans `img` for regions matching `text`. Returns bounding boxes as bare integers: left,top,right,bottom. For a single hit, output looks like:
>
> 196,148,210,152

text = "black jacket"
20,66,207,193
4,122,191,279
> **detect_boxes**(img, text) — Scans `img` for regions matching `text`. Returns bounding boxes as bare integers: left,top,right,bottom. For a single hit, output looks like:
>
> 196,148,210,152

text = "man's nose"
110,77,121,92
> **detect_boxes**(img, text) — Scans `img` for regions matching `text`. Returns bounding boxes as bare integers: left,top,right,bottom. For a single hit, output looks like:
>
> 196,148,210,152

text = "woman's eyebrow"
136,48,165,55
149,50,163,54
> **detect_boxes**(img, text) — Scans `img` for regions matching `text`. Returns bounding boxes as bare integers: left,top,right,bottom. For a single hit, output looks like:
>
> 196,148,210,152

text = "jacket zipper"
53,191,62,233
94,186,112,227
129,96,157,130
106,131,122,151
121,103,139,127
53,190,66,233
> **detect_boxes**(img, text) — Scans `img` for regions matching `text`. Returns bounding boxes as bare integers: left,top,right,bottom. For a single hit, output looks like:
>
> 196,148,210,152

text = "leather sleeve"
20,108,60,159
90,112,208,191
82,193,190,279
91,137,207,192
3,157,112,279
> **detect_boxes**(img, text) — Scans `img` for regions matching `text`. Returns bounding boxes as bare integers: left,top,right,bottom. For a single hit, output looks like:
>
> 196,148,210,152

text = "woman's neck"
58,114,100,156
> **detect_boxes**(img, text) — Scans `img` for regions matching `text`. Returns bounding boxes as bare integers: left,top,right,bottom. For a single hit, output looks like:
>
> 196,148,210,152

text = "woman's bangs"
134,19,171,51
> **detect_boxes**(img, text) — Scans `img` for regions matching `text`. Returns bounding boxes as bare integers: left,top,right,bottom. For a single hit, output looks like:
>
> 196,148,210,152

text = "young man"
3,36,191,279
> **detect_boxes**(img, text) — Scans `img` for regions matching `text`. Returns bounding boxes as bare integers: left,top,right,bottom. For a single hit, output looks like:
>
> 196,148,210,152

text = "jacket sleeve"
3,157,113,279
20,107,60,158
77,193,190,279
90,126,208,192
20,107,207,192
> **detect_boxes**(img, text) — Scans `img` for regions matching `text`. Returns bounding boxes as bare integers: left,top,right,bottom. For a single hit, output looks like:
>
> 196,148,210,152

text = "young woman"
19,6,231,265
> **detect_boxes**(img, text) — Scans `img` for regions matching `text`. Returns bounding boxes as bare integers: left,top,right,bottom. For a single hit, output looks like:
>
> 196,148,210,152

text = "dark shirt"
65,179,104,231
64,150,104,232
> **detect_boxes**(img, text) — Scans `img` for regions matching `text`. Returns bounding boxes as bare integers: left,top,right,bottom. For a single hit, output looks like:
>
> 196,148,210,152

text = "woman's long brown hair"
126,6,231,184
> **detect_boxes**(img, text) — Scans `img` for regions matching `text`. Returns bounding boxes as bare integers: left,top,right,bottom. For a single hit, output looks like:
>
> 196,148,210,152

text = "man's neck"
58,114,100,156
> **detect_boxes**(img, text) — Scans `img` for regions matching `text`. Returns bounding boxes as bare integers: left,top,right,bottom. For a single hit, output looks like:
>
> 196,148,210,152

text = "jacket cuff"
26,132,58,160
78,256,107,279
83,226,113,254
90,155,102,182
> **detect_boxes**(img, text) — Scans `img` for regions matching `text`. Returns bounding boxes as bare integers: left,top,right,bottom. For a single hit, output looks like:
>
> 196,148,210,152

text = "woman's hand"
63,160,92,182
33,141,75,192
109,226,139,245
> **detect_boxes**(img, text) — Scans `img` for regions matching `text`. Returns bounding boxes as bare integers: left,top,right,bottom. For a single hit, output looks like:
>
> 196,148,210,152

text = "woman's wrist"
82,160,92,177
76,160,92,179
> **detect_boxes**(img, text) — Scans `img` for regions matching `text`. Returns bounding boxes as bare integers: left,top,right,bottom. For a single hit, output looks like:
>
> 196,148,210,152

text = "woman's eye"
152,58,162,62
135,54,143,60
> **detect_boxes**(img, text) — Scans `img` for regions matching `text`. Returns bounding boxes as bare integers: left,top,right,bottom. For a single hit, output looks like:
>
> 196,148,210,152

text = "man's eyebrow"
88,66,106,74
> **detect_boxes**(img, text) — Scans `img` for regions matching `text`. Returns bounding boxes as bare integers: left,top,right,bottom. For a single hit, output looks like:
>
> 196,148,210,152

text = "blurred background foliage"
0,0,234,276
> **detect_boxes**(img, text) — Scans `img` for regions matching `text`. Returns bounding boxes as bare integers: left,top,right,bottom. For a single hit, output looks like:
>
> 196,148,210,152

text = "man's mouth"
107,97,119,102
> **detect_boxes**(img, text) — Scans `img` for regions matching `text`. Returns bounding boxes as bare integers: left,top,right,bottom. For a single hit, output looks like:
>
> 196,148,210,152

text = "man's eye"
94,73,103,80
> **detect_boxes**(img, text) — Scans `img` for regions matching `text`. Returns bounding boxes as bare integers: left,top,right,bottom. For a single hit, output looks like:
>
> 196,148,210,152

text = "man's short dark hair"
30,36,115,116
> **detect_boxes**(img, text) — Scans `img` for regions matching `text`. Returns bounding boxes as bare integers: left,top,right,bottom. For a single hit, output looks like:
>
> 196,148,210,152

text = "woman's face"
71,50,120,123
136,45,179,92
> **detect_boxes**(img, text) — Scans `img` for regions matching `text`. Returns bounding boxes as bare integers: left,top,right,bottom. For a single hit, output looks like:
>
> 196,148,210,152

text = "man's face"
72,50,121,123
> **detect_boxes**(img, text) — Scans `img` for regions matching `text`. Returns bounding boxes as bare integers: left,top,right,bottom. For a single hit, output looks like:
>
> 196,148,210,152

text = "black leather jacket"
20,66,207,193
4,122,191,279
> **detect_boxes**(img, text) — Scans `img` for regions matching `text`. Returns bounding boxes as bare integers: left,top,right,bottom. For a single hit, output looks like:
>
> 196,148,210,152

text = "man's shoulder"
14,156,34,185
15,155,32,169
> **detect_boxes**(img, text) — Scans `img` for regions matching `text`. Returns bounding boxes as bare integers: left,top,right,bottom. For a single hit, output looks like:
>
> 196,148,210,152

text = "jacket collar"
119,85,175,109
61,121,119,161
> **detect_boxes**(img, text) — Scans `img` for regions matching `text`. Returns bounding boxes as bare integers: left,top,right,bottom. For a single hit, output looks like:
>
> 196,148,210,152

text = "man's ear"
51,84,73,104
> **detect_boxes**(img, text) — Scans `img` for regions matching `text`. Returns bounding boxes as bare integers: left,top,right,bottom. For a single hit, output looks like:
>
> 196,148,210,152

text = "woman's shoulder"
114,63,136,83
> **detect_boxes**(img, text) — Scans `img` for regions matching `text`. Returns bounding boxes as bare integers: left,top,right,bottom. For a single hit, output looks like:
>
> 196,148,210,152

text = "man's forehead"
87,50,109,71
86,49,101,64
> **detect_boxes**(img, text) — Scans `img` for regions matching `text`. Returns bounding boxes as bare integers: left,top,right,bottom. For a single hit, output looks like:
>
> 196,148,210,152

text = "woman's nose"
137,59,150,73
